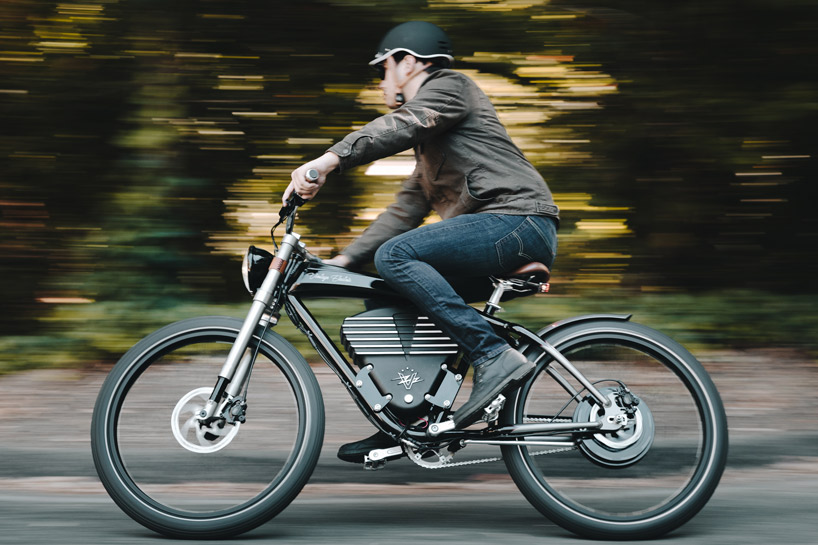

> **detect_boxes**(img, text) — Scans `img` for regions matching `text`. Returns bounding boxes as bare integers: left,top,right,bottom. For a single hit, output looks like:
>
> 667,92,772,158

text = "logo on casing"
393,367,423,390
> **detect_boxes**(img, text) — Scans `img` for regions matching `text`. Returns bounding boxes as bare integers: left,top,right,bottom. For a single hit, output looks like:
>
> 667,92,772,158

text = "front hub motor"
171,387,240,453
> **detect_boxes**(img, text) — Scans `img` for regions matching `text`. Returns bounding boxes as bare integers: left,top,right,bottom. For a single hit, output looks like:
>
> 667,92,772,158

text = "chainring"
402,440,456,468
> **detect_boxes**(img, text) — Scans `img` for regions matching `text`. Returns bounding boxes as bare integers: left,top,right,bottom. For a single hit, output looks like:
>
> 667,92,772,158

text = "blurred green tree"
0,0,816,368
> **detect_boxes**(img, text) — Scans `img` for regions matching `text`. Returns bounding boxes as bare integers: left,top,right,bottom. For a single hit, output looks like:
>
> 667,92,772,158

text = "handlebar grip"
306,169,319,183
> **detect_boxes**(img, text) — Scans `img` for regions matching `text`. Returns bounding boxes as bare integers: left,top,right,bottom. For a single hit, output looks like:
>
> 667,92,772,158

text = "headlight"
242,245,274,294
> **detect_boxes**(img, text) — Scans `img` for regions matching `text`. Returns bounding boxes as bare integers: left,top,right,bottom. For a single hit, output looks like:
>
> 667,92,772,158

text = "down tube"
284,294,408,436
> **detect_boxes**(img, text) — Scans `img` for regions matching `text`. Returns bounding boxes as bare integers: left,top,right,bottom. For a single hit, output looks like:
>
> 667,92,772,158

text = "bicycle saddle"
500,262,551,283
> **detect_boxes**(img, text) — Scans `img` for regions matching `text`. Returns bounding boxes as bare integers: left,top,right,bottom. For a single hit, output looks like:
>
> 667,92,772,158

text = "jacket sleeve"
328,72,468,172
341,164,431,266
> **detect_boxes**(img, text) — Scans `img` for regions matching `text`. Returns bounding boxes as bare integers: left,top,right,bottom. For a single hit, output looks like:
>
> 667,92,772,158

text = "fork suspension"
199,232,301,420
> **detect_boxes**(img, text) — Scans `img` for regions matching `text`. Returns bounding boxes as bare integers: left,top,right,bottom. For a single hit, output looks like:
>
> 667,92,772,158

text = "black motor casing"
341,306,461,418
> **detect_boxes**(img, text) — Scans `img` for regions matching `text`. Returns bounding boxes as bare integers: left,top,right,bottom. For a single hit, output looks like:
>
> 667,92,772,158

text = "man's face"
378,55,404,109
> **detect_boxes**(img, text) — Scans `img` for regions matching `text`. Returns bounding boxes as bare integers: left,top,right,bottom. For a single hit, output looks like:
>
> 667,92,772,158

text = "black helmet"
369,21,454,67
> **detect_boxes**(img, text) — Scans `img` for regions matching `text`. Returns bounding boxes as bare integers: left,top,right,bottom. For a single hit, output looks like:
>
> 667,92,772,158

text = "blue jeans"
374,214,558,366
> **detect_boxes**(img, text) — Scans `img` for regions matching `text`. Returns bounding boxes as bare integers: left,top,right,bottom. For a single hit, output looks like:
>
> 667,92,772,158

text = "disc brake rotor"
171,387,240,453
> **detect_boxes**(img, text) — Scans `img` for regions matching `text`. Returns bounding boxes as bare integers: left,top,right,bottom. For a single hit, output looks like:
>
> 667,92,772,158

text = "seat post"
484,279,510,316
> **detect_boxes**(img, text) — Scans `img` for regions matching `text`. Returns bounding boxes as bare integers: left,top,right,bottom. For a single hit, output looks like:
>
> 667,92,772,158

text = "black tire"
502,319,727,540
91,316,325,539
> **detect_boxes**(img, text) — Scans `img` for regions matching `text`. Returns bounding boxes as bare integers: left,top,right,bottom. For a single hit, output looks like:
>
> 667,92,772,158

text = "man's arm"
328,72,468,173
339,164,431,267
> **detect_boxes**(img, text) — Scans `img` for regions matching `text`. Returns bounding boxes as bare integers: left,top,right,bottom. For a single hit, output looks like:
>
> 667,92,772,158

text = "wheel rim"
515,332,717,523
105,328,308,516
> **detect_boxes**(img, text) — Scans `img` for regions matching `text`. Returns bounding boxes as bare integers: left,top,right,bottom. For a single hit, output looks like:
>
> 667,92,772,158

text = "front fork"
198,232,302,420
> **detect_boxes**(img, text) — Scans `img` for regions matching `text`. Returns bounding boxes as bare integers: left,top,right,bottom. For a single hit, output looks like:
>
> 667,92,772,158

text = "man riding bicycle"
283,21,559,463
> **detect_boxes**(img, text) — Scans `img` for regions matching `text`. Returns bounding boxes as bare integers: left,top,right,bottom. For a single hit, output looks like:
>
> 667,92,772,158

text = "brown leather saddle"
500,262,551,283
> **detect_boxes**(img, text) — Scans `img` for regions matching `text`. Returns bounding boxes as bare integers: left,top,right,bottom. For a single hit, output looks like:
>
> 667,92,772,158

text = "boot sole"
453,361,535,428
337,450,404,464
337,434,401,463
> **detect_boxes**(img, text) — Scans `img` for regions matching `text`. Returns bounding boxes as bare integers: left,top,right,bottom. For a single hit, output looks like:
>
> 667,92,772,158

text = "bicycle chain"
404,417,577,470
405,444,578,469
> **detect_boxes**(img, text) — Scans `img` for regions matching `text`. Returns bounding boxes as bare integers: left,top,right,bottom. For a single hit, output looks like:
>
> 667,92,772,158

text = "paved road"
1,433,816,544
1,353,816,544
1,463,816,545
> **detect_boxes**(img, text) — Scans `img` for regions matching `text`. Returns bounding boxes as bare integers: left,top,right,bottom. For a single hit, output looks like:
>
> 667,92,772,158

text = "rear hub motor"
573,386,654,468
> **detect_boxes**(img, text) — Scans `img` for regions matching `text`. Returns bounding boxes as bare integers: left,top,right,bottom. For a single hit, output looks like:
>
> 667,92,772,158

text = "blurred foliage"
1,0,816,371
2,291,817,374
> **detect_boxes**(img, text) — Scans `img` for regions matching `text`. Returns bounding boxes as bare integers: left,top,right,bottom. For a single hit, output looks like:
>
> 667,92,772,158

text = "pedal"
481,394,506,423
363,459,386,471
363,445,403,470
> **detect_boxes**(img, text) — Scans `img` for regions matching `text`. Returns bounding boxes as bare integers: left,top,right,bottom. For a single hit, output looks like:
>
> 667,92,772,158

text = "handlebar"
275,168,320,237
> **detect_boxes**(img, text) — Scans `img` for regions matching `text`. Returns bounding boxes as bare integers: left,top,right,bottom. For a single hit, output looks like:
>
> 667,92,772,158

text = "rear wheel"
91,316,324,539
503,320,727,540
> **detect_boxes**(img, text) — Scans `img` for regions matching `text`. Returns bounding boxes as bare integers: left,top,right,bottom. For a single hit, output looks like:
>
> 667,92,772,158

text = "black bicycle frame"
199,193,630,446
279,258,625,445
284,261,433,439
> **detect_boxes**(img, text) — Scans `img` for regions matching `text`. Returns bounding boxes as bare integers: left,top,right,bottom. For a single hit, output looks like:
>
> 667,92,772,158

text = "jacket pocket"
455,180,488,215
457,168,493,210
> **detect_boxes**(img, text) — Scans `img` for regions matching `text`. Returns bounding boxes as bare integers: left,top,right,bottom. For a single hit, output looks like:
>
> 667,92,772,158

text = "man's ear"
401,55,432,77
401,54,417,74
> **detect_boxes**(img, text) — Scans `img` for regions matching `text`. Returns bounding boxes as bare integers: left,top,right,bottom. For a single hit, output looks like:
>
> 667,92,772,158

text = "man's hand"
283,152,340,204
323,254,352,268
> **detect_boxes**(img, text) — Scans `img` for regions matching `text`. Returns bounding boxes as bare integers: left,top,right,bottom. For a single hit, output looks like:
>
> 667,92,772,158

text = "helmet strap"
394,60,430,107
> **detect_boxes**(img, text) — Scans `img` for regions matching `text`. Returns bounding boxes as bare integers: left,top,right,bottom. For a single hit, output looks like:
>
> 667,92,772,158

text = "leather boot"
453,348,534,428
337,431,399,463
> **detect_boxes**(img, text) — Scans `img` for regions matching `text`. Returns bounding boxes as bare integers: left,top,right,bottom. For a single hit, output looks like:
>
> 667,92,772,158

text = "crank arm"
366,445,404,462
364,445,404,470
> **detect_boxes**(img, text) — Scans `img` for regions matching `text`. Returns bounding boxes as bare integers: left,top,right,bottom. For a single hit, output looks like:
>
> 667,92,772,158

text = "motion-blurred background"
1,0,816,372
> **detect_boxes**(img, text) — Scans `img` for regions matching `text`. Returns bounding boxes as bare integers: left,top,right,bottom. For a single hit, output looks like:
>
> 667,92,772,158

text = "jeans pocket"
495,216,557,271
527,216,558,261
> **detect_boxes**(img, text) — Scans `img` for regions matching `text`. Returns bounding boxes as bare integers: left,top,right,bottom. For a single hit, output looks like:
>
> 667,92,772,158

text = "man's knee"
374,238,415,274
374,241,392,274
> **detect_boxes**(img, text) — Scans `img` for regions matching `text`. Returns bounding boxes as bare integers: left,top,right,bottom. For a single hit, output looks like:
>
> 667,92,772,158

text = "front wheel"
91,316,325,539
502,320,727,540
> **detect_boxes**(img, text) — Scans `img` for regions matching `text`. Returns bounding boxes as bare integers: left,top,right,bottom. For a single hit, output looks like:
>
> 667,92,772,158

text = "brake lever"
272,169,319,242
277,194,307,225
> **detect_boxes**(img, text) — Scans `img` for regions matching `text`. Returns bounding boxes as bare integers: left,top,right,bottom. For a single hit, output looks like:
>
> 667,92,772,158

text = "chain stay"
401,416,577,470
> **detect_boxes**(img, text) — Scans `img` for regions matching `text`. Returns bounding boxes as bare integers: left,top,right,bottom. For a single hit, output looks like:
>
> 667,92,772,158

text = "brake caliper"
223,396,247,425
616,387,641,418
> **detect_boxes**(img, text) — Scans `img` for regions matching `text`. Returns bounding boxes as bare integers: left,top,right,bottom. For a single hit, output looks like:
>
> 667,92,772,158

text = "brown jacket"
328,69,559,265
